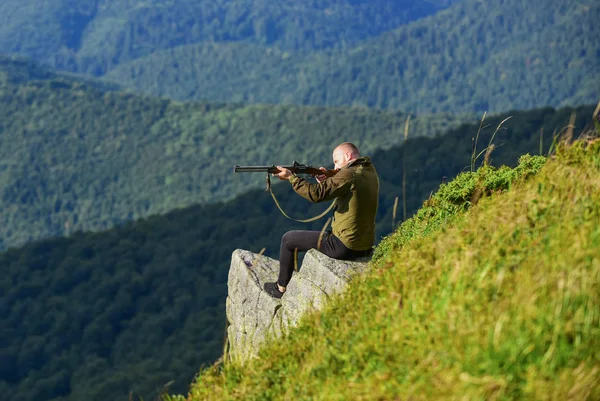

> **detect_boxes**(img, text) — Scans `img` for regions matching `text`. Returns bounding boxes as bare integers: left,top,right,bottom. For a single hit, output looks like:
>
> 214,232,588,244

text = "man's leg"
318,232,373,261
264,230,370,299
277,230,321,288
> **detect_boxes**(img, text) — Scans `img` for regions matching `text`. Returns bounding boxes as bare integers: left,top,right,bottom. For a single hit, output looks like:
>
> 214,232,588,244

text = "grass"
173,132,600,400
471,112,513,172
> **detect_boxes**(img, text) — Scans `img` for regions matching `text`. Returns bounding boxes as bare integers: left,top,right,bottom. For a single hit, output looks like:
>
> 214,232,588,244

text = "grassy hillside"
0,0,453,75
106,0,599,113
182,130,600,400
1,104,592,401
0,57,466,249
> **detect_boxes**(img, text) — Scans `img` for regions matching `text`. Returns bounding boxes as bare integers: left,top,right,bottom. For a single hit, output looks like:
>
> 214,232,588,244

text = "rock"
226,248,370,363
226,249,282,363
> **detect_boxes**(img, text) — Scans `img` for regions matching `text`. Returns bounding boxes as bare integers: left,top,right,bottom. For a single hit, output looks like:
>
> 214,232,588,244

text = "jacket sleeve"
289,168,354,203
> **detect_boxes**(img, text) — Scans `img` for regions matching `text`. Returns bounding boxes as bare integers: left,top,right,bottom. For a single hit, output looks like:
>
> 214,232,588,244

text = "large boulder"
226,248,370,363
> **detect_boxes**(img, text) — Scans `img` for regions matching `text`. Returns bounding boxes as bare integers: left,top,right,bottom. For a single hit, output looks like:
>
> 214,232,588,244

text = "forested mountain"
0,57,466,250
106,0,599,113
0,104,593,401
0,0,454,75
2,0,594,114
0,56,119,91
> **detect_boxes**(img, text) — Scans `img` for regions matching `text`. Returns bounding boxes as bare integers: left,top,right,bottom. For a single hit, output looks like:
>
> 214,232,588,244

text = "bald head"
332,142,360,170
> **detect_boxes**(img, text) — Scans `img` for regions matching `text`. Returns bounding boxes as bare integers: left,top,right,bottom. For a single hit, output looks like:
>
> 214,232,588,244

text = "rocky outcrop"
226,248,370,363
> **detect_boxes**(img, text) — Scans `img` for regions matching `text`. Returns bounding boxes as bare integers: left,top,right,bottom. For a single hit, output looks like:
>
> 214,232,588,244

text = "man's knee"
281,230,295,246
281,230,300,251
282,230,294,242
281,230,317,252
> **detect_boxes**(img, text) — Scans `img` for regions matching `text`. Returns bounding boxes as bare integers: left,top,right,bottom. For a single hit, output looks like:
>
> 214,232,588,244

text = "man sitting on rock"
264,142,380,299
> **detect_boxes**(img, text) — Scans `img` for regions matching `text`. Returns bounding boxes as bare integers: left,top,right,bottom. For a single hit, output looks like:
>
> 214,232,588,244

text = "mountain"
3,0,594,115
0,103,593,401
0,56,119,91
0,0,455,75
105,0,600,113
0,57,466,250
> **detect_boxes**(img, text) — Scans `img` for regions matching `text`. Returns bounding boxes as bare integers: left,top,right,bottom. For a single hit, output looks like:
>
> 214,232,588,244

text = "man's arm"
288,168,354,203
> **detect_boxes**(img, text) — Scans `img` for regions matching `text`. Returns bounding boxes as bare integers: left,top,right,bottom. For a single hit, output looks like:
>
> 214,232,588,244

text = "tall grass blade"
403,115,411,222
471,111,487,172
392,196,399,229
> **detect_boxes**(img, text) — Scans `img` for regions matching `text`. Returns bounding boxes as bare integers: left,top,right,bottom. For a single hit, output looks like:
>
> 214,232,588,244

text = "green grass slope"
106,0,599,114
184,138,600,399
0,57,466,249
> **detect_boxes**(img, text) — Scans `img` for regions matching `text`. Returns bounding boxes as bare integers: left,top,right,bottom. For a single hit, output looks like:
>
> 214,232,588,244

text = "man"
263,142,379,299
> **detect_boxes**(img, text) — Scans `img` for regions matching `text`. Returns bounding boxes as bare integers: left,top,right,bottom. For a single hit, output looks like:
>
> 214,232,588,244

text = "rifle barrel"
233,164,337,177
233,165,278,173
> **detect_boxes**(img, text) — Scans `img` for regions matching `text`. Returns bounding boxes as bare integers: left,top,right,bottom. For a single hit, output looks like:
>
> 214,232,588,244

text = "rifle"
233,161,339,222
233,161,338,178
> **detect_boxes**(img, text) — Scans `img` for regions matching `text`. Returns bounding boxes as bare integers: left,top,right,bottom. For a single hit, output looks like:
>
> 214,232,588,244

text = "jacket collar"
347,156,370,168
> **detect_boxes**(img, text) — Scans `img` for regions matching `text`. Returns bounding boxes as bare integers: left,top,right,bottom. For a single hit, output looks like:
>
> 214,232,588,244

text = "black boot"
264,282,285,299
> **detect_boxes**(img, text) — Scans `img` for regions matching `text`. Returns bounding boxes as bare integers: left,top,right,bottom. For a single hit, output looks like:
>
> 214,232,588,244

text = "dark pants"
277,230,372,287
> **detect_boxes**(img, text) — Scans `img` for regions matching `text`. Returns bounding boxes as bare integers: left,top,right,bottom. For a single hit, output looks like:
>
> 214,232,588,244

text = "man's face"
332,148,349,170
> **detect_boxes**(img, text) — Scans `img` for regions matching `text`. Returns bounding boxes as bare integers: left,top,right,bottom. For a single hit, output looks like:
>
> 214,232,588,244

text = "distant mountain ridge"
0,57,467,249
0,0,456,75
105,0,600,113
0,55,120,90
3,0,595,115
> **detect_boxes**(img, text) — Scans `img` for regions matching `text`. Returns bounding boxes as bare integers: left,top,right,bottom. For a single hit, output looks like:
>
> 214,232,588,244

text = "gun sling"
266,174,336,223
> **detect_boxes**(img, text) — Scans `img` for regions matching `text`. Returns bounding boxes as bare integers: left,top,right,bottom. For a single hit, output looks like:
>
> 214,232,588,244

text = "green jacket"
289,157,379,251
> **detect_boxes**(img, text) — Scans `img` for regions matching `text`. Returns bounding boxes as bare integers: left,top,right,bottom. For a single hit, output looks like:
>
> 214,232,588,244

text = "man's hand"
315,167,328,183
274,166,293,181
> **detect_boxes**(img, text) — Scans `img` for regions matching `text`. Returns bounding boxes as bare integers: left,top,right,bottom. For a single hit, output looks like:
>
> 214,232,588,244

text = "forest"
0,56,466,250
0,0,455,75
1,0,595,114
104,0,599,113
